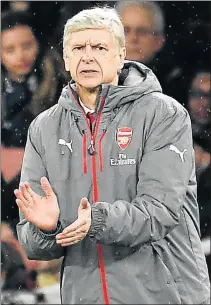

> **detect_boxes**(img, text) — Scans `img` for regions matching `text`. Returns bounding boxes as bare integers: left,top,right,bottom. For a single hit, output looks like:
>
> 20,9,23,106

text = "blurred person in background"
193,139,211,279
1,222,29,291
193,140,210,180
116,1,210,107
187,71,210,149
1,240,28,291
1,221,62,291
1,222,38,290
1,1,64,47
116,0,176,99
197,162,211,280
15,6,210,304
190,70,211,278
1,10,68,147
193,140,210,239
9,0,30,12
1,10,69,228
116,1,165,66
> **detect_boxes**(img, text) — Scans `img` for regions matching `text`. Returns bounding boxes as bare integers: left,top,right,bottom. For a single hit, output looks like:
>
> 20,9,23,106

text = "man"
115,1,171,99
15,6,210,304
187,71,210,149
116,0,197,106
116,1,165,65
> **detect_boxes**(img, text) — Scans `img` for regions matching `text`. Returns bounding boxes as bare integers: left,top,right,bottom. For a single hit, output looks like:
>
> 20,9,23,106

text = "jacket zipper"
90,98,110,304
82,132,87,174
73,93,109,304
99,130,106,172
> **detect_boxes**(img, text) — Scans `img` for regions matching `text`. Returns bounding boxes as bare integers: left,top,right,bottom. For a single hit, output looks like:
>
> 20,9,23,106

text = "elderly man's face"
120,5,164,63
188,73,211,125
64,29,125,89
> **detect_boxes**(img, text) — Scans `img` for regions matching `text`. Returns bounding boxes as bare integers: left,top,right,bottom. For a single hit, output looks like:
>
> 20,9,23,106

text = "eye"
72,46,83,51
124,26,130,34
22,42,34,50
4,47,15,54
95,46,106,51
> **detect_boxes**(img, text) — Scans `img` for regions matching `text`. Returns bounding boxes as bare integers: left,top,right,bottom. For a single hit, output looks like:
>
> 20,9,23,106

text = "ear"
154,34,165,53
119,47,126,70
63,53,70,72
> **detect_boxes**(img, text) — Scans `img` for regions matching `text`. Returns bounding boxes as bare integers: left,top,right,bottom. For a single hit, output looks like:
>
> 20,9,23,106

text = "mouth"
16,62,32,69
197,110,209,118
80,70,98,74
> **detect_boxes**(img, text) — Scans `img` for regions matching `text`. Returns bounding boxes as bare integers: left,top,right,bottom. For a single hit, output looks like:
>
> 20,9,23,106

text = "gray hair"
116,1,165,34
63,6,125,55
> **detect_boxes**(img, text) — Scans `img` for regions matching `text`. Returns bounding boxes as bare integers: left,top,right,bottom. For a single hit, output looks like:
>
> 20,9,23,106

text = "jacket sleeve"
88,97,195,247
16,119,64,261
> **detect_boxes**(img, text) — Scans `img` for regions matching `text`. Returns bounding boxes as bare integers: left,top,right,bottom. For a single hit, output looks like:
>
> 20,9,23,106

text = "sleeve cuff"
88,205,107,240
37,221,63,239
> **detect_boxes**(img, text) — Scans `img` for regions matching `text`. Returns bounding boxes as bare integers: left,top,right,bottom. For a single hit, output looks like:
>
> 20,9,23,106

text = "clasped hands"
56,197,91,247
14,177,92,247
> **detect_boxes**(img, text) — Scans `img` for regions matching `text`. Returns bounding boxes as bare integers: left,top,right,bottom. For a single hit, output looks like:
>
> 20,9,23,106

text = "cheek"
70,64,77,74
69,62,78,79
29,47,38,61
189,99,199,112
101,65,116,81
2,53,15,70
139,37,155,51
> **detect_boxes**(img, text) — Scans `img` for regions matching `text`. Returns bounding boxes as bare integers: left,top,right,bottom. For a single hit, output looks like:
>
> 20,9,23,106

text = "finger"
56,232,66,239
19,183,34,205
63,219,86,234
60,241,79,247
57,227,88,242
61,238,82,246
57,229,88,244
80,197,89,209
41,177,54,198
57,224,88,239
24,182,37,198
56,234,85,245
16,199,29,217
14,189,29,208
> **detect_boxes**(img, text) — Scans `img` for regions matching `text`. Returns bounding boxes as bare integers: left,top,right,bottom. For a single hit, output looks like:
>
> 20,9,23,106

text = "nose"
81,45,94,62
198,96,210,110
126,28,139,42
16,47,25,62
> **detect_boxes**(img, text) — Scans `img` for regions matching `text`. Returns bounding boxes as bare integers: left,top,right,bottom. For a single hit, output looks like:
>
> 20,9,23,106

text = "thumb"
41,177,54,198
80,197,90,209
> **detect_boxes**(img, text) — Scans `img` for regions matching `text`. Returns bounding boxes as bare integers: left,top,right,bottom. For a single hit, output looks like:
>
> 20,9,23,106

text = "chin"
16,68,32,76
79,80,102,89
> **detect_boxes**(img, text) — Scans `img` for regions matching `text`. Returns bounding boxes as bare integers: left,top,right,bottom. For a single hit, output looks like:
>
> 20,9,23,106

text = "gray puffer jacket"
17,61,210,304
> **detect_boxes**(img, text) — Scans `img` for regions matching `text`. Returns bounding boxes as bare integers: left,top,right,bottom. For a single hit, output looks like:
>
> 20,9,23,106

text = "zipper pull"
87,138,96,155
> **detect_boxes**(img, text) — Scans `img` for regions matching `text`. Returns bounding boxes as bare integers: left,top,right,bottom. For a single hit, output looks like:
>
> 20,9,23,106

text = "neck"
76,85,100,110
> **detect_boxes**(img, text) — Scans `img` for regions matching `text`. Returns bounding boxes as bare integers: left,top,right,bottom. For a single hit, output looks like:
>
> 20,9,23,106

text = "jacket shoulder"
29,104,62,132
144,92,189,117
134,92,191,138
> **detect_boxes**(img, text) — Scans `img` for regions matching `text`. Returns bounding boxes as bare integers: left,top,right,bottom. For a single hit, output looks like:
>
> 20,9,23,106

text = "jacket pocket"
144,242,182,304
183,209,210,285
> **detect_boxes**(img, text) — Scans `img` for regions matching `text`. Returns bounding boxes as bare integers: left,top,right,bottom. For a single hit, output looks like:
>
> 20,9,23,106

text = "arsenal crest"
116,127,133,150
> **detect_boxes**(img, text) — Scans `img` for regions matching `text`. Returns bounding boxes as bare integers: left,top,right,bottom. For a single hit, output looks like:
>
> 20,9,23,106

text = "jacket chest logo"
116,127,133,150
110,153,136,166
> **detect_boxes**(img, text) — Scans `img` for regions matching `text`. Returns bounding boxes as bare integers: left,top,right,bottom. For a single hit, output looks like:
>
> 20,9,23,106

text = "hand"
14,177,60,232
56,197,91,247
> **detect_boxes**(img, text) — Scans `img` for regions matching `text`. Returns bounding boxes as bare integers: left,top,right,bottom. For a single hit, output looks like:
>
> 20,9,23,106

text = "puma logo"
58,139,73,152
169,145,187,162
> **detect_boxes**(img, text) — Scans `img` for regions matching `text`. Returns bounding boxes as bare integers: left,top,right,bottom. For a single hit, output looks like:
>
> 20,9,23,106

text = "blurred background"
1,1,210,303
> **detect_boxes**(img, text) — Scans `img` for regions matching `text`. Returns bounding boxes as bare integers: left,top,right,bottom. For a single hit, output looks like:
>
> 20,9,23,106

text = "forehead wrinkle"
85,39,91,45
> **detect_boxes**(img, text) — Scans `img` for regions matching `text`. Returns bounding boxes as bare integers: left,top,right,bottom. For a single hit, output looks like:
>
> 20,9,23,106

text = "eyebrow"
70,41,108,47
